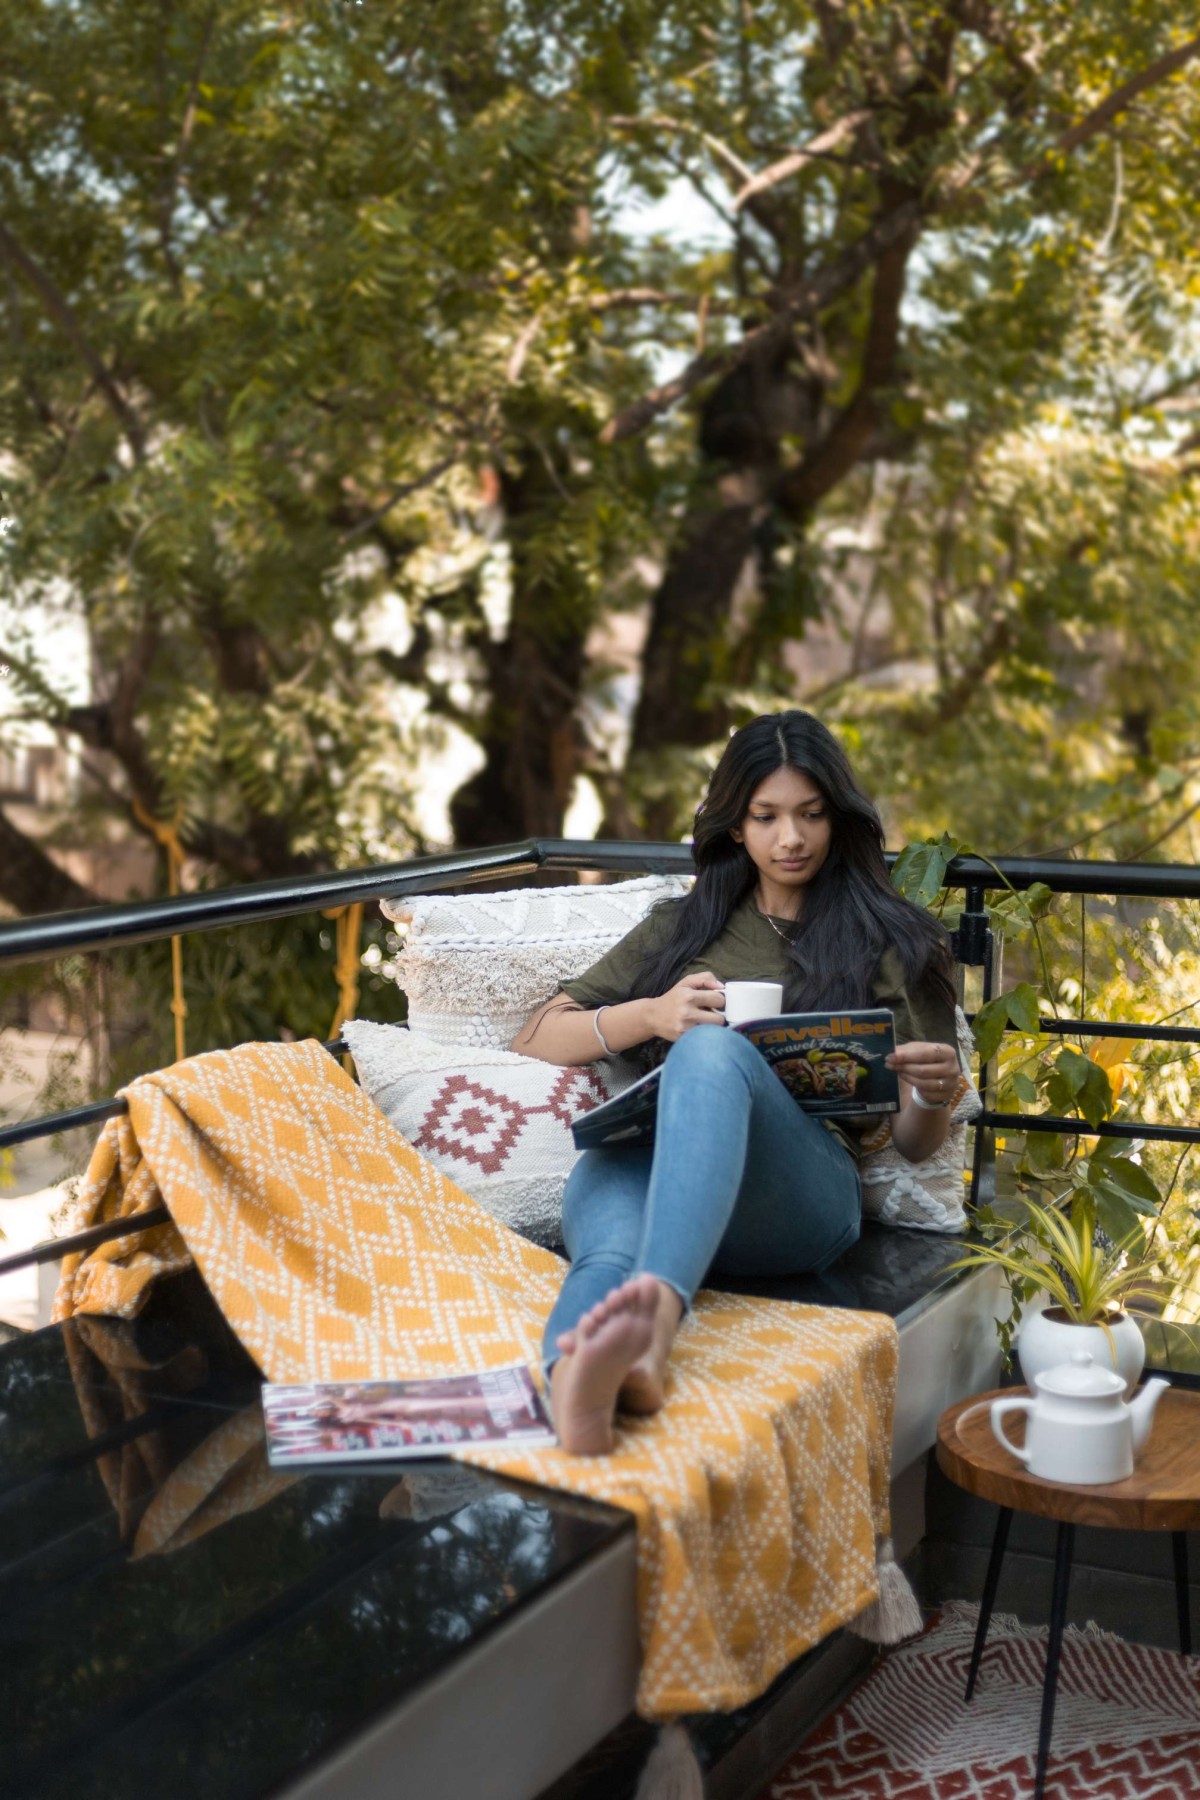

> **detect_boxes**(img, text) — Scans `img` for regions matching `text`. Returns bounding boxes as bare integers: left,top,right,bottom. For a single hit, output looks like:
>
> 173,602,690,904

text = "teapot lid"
1034,1349,1127,1398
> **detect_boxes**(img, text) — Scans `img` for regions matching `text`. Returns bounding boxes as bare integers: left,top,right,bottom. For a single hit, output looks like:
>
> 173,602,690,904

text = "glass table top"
0,1276,630,1800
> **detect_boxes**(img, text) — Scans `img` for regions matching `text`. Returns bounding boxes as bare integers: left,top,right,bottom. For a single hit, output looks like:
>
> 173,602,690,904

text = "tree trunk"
620,337,816,838
0,808,100,915
627,499,756,803
449,454,591,847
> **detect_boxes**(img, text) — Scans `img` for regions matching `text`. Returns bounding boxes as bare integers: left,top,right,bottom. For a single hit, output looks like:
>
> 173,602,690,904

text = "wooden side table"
937,1385,1200,1800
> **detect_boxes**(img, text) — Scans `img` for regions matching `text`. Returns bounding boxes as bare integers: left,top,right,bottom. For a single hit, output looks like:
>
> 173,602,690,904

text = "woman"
512,711,961,1454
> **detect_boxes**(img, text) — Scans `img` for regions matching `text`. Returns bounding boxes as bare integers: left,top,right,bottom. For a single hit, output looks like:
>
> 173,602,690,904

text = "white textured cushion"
858,1008,982,1234
380,875,691,1050
342,1019,636,1248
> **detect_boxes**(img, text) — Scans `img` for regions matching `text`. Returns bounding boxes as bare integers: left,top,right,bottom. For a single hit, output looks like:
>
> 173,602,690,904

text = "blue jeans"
542,1026,862,1365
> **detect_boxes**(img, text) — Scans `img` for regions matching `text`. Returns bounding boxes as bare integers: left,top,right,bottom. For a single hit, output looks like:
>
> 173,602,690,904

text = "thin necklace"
757,903,798,941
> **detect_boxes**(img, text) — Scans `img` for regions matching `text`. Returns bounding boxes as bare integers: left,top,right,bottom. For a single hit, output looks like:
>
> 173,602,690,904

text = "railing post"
953,884,1001,1212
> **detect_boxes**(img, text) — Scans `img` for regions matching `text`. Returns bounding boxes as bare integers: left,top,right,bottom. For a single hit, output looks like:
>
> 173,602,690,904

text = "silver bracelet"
910,1087,951,1111
593,1005,617,1058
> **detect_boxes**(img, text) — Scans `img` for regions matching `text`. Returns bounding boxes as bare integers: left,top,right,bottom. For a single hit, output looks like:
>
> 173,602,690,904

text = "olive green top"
560,894,957,1160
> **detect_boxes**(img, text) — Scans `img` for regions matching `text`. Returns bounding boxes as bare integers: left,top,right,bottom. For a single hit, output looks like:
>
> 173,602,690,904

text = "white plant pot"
1017,1305,1146,1399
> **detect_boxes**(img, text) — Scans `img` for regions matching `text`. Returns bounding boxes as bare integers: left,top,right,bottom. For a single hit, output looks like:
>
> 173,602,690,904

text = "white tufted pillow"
857,1008,982,1234
380,875,692,1050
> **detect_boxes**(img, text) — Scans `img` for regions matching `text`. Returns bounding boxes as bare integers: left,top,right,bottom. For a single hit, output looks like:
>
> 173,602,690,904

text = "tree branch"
0,220,146,461
732,110,874,211
0,806,101,915
602,33,1200,449
1128,370,1200,415
949,0,1044,92
599,200,920,445
586,287,737,315
903,613,1015,736
1020,31,1200,181
338,448,464,543
609,113,756,187
778,194,919,514
159,4,218,286
505,312,543,384
609,112,783,246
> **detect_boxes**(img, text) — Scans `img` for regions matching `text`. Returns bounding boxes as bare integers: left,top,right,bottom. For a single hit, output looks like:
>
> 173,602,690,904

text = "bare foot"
551,1276,658,1455
619,1280,684,1416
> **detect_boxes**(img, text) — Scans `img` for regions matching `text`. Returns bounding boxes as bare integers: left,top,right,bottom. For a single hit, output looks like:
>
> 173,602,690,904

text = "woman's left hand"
887,1041,960,1108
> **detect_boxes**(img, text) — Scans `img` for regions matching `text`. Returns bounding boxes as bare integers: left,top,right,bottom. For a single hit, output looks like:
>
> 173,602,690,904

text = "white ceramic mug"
722,980,784,1028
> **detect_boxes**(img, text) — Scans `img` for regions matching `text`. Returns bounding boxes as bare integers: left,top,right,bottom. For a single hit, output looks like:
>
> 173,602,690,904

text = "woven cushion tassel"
851,1535,924,1644
633,1724,704,1800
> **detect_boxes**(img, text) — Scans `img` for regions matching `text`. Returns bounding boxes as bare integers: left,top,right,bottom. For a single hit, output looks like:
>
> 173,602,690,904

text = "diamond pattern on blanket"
54,1038,898,1720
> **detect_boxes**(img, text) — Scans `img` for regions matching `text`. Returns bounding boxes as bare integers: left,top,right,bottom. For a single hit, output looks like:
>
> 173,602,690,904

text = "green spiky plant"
948,1195,1167,1366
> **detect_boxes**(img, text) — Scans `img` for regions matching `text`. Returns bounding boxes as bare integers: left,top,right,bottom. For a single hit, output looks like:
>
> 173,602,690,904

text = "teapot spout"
1128,1377,1170,1455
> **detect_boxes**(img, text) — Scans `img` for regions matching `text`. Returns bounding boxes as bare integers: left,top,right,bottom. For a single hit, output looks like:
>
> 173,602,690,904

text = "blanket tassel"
851,1534,923,1644
634,1723,703,1800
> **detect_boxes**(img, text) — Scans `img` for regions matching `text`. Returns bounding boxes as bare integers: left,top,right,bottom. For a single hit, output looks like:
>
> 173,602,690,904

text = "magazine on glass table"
571,1008,899,1152
262,1363,555,1467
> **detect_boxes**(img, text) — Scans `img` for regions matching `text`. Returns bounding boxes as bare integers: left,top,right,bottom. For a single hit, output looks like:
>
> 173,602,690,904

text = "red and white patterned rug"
768,1601,1200,1798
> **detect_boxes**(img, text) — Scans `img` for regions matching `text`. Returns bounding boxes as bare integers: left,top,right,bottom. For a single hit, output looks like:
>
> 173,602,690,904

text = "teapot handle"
990,1397,1034,1465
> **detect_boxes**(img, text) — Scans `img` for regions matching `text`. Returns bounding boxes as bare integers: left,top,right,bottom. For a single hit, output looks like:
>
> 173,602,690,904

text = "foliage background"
1,2,1198,1260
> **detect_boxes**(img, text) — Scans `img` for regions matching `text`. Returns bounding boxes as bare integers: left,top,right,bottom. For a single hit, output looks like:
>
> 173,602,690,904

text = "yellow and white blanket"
54,1038,902,1719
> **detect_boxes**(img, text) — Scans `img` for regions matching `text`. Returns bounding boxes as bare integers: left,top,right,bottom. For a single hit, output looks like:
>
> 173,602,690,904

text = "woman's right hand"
649,971,726,1042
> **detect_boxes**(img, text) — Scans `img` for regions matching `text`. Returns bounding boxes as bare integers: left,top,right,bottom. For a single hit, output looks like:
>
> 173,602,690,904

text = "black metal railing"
1,840,1198,1279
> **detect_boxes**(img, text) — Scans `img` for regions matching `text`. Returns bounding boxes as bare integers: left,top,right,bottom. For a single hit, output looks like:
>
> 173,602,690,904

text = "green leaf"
1090,1183,1147,1246
1079,1058,1115,1116
1053,1045,1094,1097
1087,1136,1122,1168
1022,1129,1066,1173
1090,1154,1162,1209
972,995,1009,1063
1005,982,1041,1033
1024,882,1055,920
1045,1070,1075,1114
1012,1071,1038,1103
891,835,958,908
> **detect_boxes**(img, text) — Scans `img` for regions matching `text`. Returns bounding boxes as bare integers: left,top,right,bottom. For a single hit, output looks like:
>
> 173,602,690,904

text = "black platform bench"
0,1226,1002,1800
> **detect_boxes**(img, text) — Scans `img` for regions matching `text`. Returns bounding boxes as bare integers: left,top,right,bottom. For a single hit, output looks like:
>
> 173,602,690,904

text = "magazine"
261,1363,556,1467
571,1008,899,1152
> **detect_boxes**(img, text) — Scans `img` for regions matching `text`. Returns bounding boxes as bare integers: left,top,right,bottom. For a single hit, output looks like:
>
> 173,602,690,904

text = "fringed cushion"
858,1008,982,1234
380,875,692,1049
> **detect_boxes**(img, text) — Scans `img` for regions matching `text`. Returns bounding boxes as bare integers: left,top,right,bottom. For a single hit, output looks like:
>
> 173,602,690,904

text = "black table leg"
1033,1521,1075,1800
1174,1532,1192,1658
965,1504,1012,1701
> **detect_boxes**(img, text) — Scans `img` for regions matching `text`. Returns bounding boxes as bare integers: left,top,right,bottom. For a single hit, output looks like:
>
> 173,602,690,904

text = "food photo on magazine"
262,1364,556,1467
571,1007,899,1151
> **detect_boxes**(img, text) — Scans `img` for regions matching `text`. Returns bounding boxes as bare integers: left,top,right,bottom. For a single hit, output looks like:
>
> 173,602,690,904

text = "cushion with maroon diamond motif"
341,1019,637,1250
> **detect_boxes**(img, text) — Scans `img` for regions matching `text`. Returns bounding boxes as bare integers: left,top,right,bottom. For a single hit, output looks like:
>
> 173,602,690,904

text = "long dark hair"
633,710,955,1013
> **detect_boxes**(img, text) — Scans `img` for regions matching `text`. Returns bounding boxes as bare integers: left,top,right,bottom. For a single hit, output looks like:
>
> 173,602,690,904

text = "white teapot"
990,1351,1168,1486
